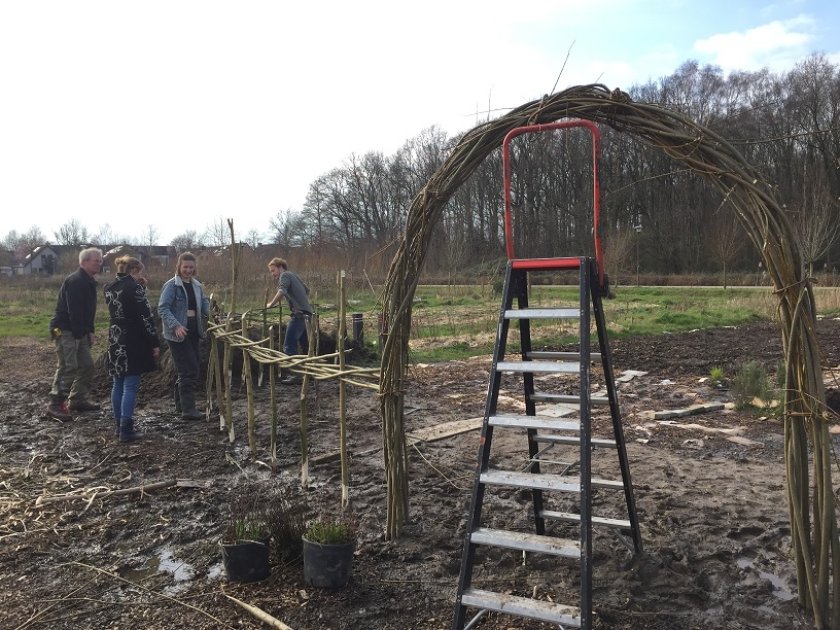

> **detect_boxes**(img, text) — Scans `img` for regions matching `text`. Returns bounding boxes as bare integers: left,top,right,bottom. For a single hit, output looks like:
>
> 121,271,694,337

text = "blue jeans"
284,314,309,355
111,374,140,420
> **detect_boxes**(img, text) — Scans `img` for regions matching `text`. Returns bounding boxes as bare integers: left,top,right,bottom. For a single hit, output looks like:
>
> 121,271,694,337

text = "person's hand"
152,347,160,358
266,302,273,308
175,325,187,340
88,332,96,345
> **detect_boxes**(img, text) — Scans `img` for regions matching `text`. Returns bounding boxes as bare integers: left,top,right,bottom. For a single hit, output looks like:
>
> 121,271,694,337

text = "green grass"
5,278,839,364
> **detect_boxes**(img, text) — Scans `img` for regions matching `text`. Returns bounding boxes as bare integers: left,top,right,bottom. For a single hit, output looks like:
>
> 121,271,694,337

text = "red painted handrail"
502,119,603,287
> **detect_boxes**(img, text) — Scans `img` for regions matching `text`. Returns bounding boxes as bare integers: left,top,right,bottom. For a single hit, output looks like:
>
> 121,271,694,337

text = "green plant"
227,517,269,543
709,366,725,382
731,360,770,409
305,519,355,545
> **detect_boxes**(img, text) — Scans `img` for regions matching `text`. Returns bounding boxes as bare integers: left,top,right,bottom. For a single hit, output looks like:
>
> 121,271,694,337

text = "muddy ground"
2,319,840,629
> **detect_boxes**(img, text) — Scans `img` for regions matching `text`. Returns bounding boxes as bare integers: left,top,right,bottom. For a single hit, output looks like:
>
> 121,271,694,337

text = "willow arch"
378,83,838,627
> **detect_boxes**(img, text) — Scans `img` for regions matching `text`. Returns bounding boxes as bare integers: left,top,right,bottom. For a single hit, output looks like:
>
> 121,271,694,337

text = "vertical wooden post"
222,318,234,442
338,270,349,507
242,312,256,457
300,312,318,488
269,325,278,472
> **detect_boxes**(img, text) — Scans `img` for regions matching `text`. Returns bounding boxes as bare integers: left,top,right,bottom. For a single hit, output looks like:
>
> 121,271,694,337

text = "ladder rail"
453,263,515,627
578,260,594,630
590,258,643,554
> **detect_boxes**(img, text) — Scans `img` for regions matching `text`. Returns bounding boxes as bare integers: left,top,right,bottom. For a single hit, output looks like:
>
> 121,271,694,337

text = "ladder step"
510,257,583,271
469,527,580,557
497,361,578,374
481,469,625,492
489,414,579,431
531,392,610,406
528,350,602,361
533,434,617,448
461,588,582,627
541,510,631,529
504,308,579,319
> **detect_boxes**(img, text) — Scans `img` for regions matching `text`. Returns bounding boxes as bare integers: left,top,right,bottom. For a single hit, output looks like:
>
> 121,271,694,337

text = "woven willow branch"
379,83,837,626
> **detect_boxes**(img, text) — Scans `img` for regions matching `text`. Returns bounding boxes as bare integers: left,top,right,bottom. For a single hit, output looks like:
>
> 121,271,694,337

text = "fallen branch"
35,478,180,507
222,593,296,629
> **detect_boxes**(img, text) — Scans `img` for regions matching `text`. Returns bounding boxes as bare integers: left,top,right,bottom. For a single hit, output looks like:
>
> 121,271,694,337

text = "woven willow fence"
205,308,378,494
379,83,838,626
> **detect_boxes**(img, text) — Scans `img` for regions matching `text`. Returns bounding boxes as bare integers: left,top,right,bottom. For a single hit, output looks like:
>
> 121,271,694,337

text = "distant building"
104,244,175,271
22,245,61,275
0,249,16,276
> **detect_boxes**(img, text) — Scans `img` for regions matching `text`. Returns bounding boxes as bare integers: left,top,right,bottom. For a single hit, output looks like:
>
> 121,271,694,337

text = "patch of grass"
304,519,354,545
229,518,269,542
731,360,770,409
0,313,54,338
3,279,828,365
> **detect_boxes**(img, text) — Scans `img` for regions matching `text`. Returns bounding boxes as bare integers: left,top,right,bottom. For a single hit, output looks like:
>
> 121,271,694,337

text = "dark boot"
114,417,120,436
279,368,301,384
119,417,139,442
46,396,72,421
173,385,182,414
69,398,101,412
178,381,203,420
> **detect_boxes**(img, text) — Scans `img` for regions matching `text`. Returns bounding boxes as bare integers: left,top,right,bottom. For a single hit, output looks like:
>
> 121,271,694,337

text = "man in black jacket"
47,247,103,420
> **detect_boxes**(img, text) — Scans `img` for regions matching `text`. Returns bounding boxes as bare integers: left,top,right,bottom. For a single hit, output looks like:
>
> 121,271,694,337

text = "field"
2,278,840,628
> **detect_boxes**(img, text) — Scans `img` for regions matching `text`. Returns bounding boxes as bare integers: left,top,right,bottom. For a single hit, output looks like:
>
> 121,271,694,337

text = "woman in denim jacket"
158,252,210,419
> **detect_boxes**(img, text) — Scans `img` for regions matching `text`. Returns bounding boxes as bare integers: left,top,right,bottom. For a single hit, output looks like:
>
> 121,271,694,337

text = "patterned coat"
103,274,160,377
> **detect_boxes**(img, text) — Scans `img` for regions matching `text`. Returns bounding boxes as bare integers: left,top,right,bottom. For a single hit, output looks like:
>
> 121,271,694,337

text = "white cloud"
693,16,816,72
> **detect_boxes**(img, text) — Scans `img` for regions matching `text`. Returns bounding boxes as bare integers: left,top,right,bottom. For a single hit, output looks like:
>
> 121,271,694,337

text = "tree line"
4,54,839,280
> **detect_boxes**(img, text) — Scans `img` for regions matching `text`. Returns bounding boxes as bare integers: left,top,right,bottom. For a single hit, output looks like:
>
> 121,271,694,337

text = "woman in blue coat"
157,252,210,420
103,256,160,442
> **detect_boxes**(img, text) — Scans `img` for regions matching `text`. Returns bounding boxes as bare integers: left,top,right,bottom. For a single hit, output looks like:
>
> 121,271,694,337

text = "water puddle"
120,546,195,594
207,561,225,580
735,555,795,601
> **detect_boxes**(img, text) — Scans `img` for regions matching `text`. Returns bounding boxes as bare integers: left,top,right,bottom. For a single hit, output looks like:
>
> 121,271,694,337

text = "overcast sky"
2,0,839,245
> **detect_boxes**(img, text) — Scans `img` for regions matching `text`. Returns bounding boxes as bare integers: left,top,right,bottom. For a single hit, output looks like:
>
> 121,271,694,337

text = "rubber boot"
46,396,73,422
179,382,202,420
119,417,139,442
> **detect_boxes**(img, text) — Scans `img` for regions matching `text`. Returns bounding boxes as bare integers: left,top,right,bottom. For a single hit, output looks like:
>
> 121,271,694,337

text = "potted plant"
221,517,271,582
302,517,355,588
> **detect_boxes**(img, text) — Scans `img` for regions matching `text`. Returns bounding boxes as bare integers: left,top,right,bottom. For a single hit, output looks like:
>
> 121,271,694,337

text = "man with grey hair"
46,247,104,420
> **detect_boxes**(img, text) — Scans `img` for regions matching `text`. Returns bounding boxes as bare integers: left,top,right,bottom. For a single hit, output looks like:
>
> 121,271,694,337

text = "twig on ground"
222,592,296,629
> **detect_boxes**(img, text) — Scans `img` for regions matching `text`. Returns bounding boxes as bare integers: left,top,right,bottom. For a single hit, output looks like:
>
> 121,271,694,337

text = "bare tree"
268,210,296,250
203,218,229,247
54,219,90,246
1,230,20,251
791,176,840,276
2,227,45,259
706,209,744,288
243,228,263,248
139,225,159,248
171,230,204,253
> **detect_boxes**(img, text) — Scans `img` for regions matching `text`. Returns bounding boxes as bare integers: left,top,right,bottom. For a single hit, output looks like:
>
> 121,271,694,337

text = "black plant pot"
221,537,270,582
302,536,354,588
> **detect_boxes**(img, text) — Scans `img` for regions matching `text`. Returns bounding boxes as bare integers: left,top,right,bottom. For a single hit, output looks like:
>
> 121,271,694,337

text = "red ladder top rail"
502,119,604,287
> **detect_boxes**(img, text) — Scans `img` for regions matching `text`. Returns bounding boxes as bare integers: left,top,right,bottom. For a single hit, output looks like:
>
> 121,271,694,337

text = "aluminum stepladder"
452,120,642,630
